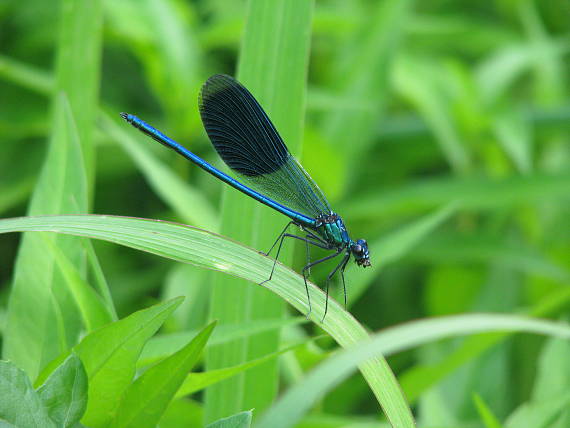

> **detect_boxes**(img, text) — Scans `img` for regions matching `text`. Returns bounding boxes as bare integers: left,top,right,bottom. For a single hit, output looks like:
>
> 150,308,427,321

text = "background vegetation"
1,0,569,427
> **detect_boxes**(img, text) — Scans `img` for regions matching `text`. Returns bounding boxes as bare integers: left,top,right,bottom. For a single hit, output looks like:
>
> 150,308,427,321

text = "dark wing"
198,74,331,219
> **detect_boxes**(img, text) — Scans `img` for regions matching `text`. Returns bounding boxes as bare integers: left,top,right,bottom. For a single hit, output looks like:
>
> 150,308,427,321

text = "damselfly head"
352,239,371,267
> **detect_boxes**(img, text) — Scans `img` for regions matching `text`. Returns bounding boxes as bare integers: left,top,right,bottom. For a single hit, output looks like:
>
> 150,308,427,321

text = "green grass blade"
83,238,118,320
0,214,414,426
139,318,305,368
342,173,570,220
42,234,114,331
206,0,314,421
257,314,570,428
399,286,570,404
322,0,413,163
3,94,88,379
492,109,533,173
0,55,218,231
473,393,504,428
110,321,216,428
0,54,53,95
176,343,304,398
54,0,101,181
2,0,102,380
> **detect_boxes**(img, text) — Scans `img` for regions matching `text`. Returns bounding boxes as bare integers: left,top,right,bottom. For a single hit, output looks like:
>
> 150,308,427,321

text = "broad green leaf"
257,314,570,428
76,297,183,427
140,318,305,368
0,361,56,428
0,214,413,427
176,343,303,398
206,410,252,428
37,354,88,427
109,321,216,428
159,399,203,428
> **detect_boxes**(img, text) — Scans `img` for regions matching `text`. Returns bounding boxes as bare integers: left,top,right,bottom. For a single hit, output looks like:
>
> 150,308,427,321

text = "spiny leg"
339,254,350,309
301,247,344,320
305,234,312,276
321,252,350,323
261,232,329,287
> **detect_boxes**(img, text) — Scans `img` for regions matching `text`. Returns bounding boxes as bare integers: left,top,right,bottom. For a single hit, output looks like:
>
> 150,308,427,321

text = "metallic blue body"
123,113,317,228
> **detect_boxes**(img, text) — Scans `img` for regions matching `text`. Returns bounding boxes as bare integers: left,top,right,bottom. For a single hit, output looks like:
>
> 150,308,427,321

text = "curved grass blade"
0,214,414,427
257,314,570,428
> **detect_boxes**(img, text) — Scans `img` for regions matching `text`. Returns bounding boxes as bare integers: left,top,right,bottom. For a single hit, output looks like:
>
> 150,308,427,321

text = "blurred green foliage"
1,0,569,426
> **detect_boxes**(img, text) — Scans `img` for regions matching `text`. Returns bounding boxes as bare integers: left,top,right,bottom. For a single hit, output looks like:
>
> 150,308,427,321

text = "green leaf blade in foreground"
257,314,570,428
0,361,56,428
206,410,252,428
75,296,183,428
37,354,88,428
110,321,216,428
0,214,414,427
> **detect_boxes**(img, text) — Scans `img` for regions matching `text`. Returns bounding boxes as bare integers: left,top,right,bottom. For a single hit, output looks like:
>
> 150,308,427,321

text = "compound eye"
353,244,362,254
